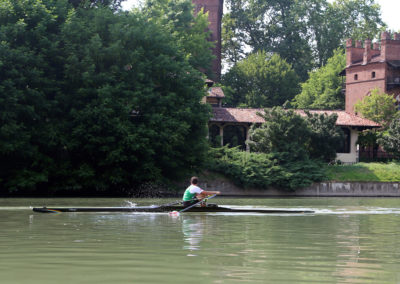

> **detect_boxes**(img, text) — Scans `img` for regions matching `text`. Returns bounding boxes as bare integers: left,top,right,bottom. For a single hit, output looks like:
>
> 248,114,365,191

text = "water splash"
123,201,137,207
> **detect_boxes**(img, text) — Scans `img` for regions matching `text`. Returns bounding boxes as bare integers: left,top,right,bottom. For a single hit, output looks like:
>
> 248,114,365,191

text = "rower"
182,177,220,208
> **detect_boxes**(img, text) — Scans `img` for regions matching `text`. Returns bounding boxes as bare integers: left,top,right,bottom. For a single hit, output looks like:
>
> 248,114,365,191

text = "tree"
377,119,400,159
305,111,344,161
222,52,300,108
247,107,343,161
142,0,215,78
354,88,399,128
68,0,124,9
0,0,211,194
222,0,384,81
292,49,346,110
247,107,311,159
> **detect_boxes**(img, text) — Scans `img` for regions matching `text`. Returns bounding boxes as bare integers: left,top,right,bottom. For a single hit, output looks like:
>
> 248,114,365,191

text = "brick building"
193,0,382,163
345,32,400,113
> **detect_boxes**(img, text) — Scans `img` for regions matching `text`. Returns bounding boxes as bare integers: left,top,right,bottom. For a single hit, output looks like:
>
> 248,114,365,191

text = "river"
1,197,400,283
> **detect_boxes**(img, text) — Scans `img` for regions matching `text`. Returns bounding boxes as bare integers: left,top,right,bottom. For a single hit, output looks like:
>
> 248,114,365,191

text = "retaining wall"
197,179,400,197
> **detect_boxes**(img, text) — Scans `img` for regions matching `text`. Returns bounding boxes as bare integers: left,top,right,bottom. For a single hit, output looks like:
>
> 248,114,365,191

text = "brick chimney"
363,39,372,64
380,31,391,61
345,38,364,66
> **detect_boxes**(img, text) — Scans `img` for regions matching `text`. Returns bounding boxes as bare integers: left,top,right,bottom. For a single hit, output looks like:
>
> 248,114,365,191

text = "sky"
122,0,400,32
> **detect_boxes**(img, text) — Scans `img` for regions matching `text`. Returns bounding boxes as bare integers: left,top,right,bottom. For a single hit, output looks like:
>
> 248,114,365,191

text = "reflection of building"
193,0,382,163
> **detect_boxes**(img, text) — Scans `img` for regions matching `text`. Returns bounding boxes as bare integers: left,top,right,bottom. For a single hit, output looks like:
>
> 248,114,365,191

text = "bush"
207,147,326,190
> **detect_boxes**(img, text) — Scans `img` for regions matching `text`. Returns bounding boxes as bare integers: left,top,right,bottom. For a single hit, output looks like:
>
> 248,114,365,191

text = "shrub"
207,147,326,190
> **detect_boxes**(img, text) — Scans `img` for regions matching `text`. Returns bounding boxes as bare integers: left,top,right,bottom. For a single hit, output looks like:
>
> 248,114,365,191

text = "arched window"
371,71,376,78
354,74,358,80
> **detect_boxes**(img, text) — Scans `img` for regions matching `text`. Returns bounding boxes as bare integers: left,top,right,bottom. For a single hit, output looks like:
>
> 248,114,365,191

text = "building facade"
345,32,400,113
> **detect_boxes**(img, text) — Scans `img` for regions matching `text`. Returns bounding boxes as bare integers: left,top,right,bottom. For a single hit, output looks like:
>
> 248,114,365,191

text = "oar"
158,200,182,208
169,194,217,216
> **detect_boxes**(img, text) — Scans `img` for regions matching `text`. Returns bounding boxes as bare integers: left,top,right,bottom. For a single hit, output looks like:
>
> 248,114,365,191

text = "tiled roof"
210,107,380,128
296,110,381,127
207,87,225,98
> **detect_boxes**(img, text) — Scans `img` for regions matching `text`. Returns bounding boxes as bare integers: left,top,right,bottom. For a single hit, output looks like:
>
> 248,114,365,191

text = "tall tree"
0,0,211,194
292,48,346,110
222,0,384,80
142,0,215,77
222,51,300,108
68,0,124,9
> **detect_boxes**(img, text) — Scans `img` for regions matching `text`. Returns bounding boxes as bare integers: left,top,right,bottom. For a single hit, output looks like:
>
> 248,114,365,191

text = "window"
337,128,351,153
372,71,376,78
354,74,358,80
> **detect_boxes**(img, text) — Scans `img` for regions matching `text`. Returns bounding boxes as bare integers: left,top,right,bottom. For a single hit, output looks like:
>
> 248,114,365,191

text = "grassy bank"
325,162,400,182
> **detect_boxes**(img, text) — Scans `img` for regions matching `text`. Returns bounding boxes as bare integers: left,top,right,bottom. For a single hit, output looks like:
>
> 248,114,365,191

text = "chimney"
346,38,352,48
381,31,390,61
346,38,353,66
395,33,400,40
363,39,371,64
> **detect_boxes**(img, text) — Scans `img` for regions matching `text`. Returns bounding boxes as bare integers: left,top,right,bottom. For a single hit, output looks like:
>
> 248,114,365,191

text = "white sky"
122,0,400,32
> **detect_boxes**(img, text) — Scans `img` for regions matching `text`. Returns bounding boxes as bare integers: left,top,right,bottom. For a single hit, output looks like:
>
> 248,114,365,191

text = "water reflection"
181,216,206,255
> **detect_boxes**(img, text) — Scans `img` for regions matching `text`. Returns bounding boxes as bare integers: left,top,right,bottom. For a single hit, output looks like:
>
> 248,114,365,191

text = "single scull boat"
32,205,314,214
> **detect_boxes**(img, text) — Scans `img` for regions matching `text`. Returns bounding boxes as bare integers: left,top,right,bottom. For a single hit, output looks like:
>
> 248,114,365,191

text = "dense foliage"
292,49,346,110
305,111,344,161
207,147,326,190
377,119,400,159
222,52,299,108
0,0,212,194
222,0,384,81
248,107,343,162
142,0,215,78
354,88,399,128
248,108,311,160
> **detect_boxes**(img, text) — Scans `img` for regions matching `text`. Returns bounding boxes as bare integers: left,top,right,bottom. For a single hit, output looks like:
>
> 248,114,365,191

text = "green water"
1,197,400,284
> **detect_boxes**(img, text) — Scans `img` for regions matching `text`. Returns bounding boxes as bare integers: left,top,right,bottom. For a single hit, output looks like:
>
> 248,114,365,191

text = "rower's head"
190,176,198,185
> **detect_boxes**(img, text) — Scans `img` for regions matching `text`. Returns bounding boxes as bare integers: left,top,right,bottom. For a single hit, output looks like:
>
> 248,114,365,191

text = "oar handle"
179,194,217,213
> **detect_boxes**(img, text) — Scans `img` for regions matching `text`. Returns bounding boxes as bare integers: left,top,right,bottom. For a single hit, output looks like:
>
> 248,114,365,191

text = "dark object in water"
32,205,314,214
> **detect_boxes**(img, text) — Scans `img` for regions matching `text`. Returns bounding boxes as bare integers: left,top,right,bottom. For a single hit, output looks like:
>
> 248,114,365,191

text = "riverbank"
325,162,400,182
197,179,400,197
195,162,400,197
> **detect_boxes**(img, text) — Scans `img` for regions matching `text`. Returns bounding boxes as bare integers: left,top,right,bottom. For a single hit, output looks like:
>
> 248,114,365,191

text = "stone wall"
196,179,400,197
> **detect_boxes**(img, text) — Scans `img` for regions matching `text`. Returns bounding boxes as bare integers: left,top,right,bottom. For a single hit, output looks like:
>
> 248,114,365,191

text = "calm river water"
1,197,400,284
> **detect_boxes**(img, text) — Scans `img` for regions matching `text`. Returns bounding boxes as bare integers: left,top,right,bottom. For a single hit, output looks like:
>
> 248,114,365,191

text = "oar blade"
168,211,180,217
